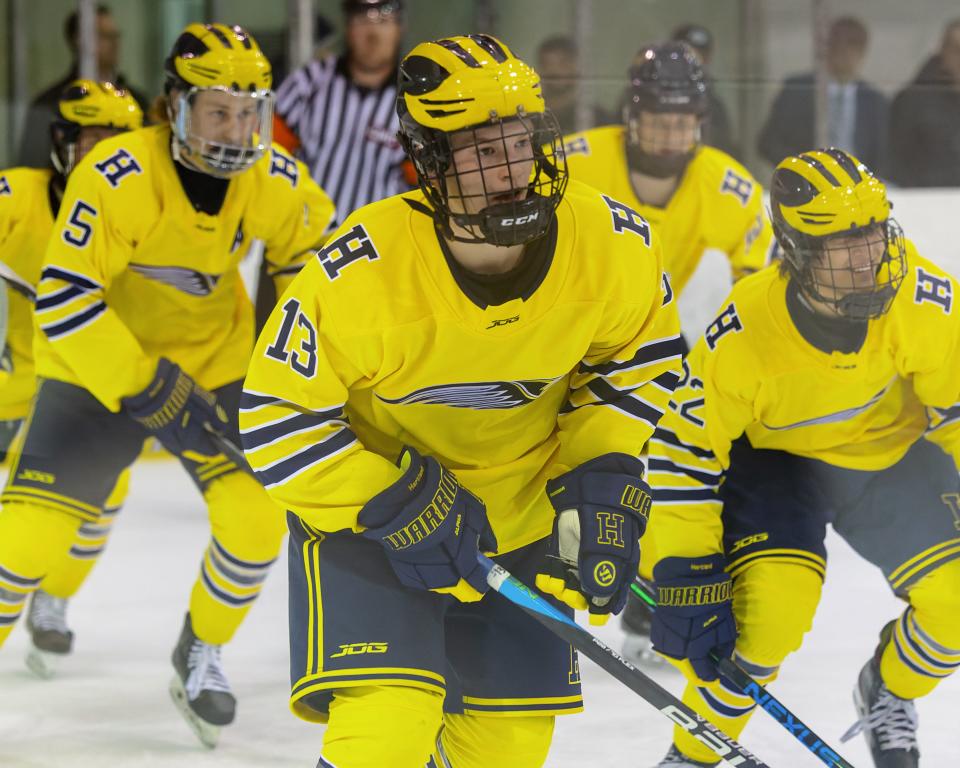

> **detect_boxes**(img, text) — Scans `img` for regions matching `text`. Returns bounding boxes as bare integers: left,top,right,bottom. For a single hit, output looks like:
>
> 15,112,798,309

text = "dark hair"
64,4,111,45
537,35,578,60
828,16,868,50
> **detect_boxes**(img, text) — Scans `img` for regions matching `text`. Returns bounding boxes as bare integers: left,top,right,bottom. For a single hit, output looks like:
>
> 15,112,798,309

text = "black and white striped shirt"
275,55,409,228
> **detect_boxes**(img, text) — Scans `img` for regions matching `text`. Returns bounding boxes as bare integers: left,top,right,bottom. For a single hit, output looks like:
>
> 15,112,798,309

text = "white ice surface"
1,460,958,767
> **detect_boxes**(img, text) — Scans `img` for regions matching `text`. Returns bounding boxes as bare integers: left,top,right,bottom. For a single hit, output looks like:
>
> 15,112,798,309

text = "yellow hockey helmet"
770,148,905,319
164,23,273,177
51,79,143,175
397,34,567,246
165,23,272,93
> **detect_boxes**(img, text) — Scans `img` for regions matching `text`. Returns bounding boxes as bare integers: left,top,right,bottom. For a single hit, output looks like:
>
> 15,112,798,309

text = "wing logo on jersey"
376,378,560,409
129,263,221,296
762,380,893,432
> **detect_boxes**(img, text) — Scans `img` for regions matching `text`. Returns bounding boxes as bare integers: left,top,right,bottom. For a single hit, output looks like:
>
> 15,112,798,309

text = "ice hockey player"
0,23,333,747
241,34,682,767
0,79,141,678
562,42,780,666
645,148,960,767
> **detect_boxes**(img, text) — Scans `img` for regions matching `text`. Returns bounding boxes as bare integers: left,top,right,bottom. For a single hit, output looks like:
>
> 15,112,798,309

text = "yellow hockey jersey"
563,125,778,296
241,181,683,553
648,244,960,558
35,125,334,410
0,168,54,420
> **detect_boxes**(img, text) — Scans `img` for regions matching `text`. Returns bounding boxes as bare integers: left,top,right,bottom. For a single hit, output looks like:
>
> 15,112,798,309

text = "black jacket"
757,72,888,176
16,67,150,169
890,56,960,187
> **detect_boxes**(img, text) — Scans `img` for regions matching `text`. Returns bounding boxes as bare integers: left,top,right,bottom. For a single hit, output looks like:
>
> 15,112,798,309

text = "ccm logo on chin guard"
499,213,539,226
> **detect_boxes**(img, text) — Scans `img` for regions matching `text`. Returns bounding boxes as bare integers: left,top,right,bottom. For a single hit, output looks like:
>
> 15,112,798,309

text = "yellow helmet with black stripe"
397,34,567,246
770,148,906,319
165,22,271,92
51,79,143,175
164,23,273,177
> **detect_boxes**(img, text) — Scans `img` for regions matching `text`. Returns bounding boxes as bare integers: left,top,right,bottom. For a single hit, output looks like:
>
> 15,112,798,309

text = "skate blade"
25,647,65,680
621,635,676,672
169,675,220,749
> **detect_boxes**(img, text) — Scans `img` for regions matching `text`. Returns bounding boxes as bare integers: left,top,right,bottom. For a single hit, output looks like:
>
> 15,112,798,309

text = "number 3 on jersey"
265,298,318,378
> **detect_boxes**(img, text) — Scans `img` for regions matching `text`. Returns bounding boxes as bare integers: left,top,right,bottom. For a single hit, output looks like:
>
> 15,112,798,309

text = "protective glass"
419,110,568,246
171,86,274,178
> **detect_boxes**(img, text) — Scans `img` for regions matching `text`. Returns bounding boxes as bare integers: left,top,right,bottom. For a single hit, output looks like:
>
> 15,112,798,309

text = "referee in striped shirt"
273,0,410,229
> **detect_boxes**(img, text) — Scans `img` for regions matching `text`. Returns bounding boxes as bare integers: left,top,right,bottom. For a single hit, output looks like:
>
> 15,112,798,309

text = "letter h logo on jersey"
318,223,380,280
94,148,142,188
269,149,299,187
719,168,753,207
704,303,744,350
915,268,953,314
602,194,651,245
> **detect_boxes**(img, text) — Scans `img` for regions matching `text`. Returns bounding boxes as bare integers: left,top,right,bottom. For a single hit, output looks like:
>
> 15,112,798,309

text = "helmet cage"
623,106,702,178
169,85,274,178
624,43,708,178
50,121,82,176
775,216,907,320
401,108,568,246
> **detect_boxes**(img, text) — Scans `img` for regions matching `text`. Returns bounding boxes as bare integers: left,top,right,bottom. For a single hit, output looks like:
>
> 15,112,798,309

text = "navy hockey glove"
536,453,650,626
650,555,737,683
358,446,498,603
122,357,230,460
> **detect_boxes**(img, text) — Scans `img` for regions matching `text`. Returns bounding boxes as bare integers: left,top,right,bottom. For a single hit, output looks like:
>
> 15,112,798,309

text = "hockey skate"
169,612,236,748
652,745,718,767
24,590,74,679
621,588,671,669
841,632,919,768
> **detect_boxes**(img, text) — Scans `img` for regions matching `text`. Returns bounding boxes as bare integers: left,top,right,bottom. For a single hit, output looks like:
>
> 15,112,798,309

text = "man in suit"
890,18,960,187
17,4,148,168
757,17,887,175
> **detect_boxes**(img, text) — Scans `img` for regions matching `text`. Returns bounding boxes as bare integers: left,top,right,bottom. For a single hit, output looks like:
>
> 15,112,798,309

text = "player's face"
445,119,535,215
346,12,403,74
811,223,888,304
96,14,121,74
189,89,262,148
632,111,699,157
75,126,122,166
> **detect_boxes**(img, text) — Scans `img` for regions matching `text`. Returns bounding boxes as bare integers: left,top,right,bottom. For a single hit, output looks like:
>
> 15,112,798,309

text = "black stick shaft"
483,559,771,768
632,578,856,768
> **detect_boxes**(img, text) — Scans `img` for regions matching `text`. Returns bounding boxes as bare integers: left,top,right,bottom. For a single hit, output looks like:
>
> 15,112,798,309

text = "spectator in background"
672,23,739,159
272,0,409,228
537,35,612,134
757,16,887,175
17,4,148,168
890,19,960,187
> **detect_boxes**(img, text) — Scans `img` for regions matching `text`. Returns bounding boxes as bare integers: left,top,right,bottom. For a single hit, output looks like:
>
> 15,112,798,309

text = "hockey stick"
205,427,257,478
630,578,856,768
478,554,770,768
0,262,37,302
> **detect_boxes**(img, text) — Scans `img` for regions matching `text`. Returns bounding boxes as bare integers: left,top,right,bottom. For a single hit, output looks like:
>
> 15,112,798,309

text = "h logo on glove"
596,512,626,548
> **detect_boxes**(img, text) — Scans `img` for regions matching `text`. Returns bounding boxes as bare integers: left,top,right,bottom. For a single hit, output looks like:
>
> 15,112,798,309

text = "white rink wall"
679,189,960,340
